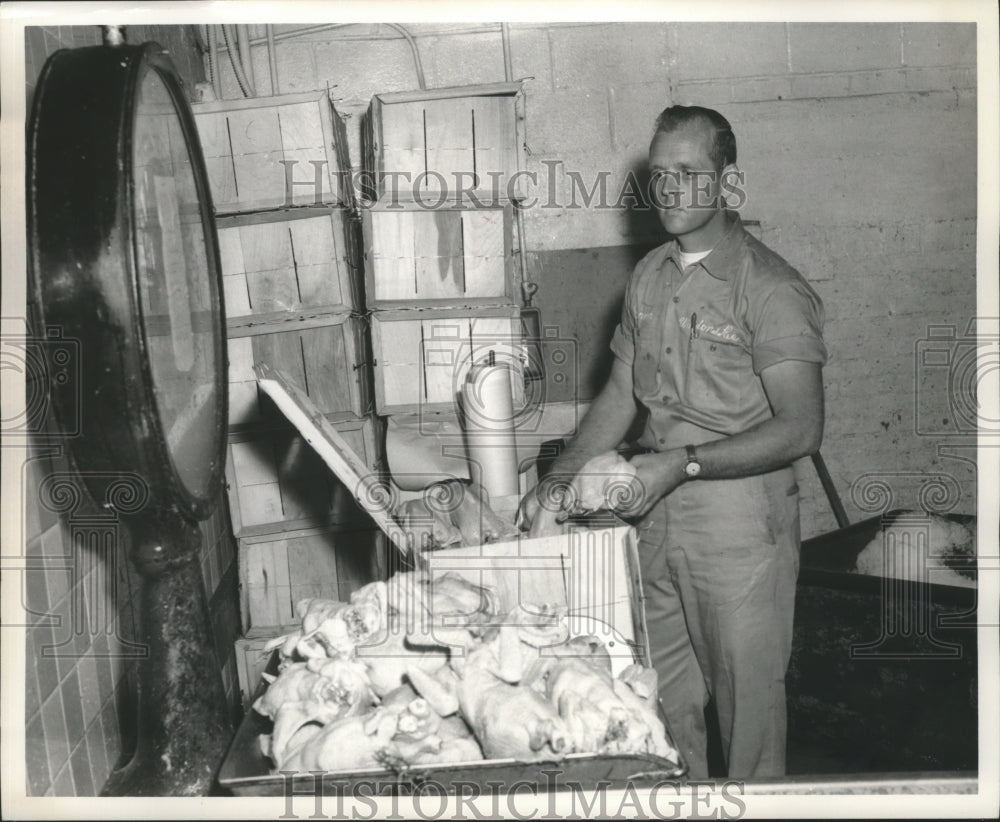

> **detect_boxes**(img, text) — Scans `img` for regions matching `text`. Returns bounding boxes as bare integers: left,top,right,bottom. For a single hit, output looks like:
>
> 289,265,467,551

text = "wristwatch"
683,444,702,479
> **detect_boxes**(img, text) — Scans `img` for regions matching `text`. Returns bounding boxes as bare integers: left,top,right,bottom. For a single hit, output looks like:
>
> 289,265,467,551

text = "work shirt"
610,210,827,451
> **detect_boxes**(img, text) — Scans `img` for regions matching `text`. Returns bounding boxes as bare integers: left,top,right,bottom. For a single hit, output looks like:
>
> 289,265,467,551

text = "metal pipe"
236,24,256,94
208,24,222,100
222,24,254,97
384,23,426,90
501,23,513,83
214,23,502,51
266,24,279,95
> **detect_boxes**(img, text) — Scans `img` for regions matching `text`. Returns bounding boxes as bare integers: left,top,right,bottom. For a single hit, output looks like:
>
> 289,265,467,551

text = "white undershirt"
678,248,712,270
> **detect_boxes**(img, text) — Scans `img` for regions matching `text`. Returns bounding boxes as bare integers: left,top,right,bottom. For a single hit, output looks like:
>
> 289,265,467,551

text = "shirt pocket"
684,335,753,413
632,310,662,398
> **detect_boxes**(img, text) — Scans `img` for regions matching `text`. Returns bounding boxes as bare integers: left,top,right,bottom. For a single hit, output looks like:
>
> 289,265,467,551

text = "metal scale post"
28,35,232,795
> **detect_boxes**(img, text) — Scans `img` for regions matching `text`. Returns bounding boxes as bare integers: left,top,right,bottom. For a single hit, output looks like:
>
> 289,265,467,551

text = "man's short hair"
654,105,737,171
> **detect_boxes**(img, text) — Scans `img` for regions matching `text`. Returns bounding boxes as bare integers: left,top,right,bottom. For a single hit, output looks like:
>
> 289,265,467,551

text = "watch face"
685,460,701,478
132,66,222,502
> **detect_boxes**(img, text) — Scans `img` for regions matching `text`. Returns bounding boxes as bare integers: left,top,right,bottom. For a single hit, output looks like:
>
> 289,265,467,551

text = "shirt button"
661,395,669,403
710,344,717,351
672,296,680,304
658,437,666,445
664,346,672,354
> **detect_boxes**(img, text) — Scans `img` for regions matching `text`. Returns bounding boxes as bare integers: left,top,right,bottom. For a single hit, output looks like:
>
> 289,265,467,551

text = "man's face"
648,125,725,239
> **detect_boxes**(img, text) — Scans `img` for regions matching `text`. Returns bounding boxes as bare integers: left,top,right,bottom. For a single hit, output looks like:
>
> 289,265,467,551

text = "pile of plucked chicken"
853,511,977,588
254,571,677,773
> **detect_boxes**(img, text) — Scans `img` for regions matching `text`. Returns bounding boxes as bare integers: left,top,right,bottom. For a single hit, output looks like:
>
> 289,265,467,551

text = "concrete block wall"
22,25,239,797
205,21,978,539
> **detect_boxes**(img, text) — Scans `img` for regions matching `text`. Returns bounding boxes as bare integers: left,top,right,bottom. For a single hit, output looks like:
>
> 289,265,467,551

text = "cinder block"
788,23,902,73
425,31,506,88
904,66,976,93
524,87,613,155
509,26,554,92
670,22,788,82
673,80,733,107
314,38,420,104
730,76,794,103
275,42,319,94
847,69,907,95
549,23,669,91
609,81,673,149
788,73,852,99
902,23,976,67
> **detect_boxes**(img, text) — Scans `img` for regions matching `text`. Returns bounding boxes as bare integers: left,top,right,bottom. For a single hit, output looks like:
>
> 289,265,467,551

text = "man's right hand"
517,478,571,538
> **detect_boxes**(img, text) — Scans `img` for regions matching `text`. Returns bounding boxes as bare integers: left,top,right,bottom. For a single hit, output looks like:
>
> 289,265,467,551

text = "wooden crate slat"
277,101,325,151
225,416,379,538
364,205,512,308
421,315,470,406
460,209,507,298
225,106,282,156
371,307,523,416
239,527,386,631
194,92,352,212
423,97,475,192
372,315,423,410
413,211,465,300
365,83,524,203
228,315,366,428
220,212,357,319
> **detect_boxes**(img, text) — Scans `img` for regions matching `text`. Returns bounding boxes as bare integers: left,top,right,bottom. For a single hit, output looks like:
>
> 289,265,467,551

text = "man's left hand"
618,449,687,518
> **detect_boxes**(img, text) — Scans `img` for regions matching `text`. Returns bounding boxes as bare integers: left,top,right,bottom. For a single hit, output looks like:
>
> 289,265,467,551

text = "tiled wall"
206,21,979,538
22,24,240,798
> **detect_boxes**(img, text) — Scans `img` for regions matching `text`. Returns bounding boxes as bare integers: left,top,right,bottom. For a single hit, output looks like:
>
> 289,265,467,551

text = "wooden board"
423,516,649,666
364,83,524,203
370,306,525,416
218,209,360,320
193,91,353,213
234,626,298,710
239,525,386,631
226,313,369,429
225,415,378,537
254,362,407,556
363,204,512,308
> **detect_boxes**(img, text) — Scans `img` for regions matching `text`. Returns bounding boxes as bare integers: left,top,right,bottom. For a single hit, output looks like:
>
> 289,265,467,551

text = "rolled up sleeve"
750,279,827,375
609,271,639,367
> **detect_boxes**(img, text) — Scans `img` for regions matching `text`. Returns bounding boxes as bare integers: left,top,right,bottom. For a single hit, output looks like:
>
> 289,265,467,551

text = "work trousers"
638,464,800,779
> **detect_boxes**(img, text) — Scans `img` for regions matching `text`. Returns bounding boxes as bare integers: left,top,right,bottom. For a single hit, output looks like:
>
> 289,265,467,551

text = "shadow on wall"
528,157,663,411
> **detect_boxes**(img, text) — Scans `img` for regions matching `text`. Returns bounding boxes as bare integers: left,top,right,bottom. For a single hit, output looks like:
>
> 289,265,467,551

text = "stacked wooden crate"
193,92,387,660
360,83,528,418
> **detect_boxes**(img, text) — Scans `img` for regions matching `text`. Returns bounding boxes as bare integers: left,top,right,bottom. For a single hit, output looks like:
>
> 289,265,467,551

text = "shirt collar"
664,210,746,281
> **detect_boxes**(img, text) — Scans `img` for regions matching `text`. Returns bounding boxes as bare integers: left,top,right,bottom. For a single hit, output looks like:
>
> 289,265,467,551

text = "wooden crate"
194,90,353,213
227,313,370,429
414,516,649,666
362,203,513,308
217,207,361,320
235,626,297,711
239,524,386,632
370,306,525,416
225,415,380,537
362,83,524,203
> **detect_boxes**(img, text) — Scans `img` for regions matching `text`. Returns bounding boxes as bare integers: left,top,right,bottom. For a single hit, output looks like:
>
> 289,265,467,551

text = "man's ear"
720,162,746,210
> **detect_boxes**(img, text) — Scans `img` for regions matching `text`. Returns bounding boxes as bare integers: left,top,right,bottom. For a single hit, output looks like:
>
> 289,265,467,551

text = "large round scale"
28,40,232,795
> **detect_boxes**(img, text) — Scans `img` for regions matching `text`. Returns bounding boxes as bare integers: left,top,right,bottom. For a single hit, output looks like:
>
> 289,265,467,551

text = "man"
520,106,827,779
